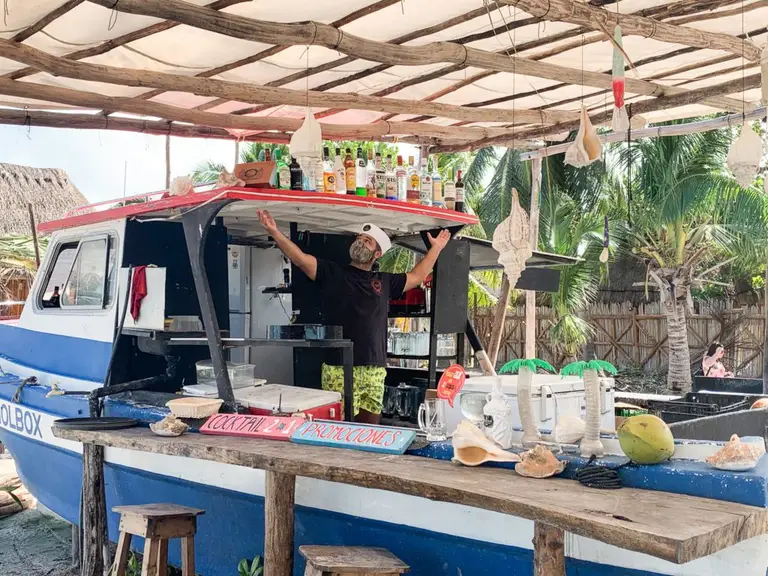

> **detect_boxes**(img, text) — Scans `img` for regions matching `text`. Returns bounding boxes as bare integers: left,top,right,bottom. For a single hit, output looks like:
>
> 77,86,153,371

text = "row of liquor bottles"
268,147,464,211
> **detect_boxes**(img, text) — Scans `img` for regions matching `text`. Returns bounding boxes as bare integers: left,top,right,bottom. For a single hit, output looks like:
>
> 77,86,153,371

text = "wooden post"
81,443,107,576
27,203,40,268
165,133,171,189
533,521,565,576
525,156,542,359
264,471,295,576
488,273,511,366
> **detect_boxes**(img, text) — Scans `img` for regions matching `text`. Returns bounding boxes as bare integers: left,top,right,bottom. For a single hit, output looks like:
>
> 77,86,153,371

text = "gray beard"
349,240,376,266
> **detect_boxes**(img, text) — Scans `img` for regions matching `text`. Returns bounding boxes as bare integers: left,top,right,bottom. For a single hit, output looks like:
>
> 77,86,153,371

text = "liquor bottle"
431,158,443,207
444,168,456,210
366,149,376,198
375,152,386,199
355,147,367,196
289,156,303,190
258,149,266,161
455,169,465,212
322,147,334,193
344,148,356,194
395,155,407,202
385,155,397,201
264,148,272,162
419,156,432,207
276,150,290,190
407,155,420,204
334,147,346,194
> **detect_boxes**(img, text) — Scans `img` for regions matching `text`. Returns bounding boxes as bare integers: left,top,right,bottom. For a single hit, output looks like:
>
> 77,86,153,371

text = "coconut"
617,414,675,464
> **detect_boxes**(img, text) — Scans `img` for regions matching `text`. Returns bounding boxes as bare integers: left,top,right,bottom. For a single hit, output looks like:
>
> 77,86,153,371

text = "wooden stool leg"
156,539,168,576
141,538,160,576
533,521,565,576
112,531,133,576
181,536,195,576
265,471,296,576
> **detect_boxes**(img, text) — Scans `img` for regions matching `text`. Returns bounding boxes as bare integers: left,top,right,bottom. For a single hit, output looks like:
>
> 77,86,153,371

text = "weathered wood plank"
81,443,107,576
54,428,768,565
533,522,565,576
265,471,295,576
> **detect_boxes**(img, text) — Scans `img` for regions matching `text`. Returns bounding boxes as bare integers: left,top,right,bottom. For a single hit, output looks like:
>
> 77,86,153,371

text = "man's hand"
427,229,451,252
258,210,278,233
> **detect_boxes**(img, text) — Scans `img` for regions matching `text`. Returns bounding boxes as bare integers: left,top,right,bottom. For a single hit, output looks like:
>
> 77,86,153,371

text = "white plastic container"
195,360,258,389
445,374,615,437
168,315,203,332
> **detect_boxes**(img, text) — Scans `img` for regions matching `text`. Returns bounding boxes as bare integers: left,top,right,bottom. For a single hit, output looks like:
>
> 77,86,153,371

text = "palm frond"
586,359,618,375
560,361,588,377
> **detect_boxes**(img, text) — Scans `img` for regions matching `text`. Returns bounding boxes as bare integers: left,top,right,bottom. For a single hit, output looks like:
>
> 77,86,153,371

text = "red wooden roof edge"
40,187,478,233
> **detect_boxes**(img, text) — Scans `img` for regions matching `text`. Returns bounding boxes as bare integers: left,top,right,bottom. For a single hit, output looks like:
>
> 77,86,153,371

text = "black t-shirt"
315,259,407,366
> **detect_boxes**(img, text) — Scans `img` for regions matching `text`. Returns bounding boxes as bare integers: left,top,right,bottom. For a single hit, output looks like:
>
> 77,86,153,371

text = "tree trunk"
763,262,768,394
665,294,692,393
488,274,511,368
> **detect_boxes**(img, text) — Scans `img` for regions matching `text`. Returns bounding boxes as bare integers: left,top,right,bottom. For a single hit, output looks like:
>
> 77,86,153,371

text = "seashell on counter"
553,415,585,445
150,414,189,437
514,445,567,478
452,420,520,467
705,434,765,471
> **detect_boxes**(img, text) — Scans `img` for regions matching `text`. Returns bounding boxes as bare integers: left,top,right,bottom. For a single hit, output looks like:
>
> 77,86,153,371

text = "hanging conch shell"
565,106,602,168
215,168,245,188
515,445,567,478
452,420,520,466
169,176,194,196
727,123,762,188
761,45,768,106
289,107,323,181
553,415,586,444
491,188,532,288
706,434,765,471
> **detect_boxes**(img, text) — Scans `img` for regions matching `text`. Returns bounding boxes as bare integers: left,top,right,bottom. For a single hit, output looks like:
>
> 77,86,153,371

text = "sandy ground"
0,457,77,576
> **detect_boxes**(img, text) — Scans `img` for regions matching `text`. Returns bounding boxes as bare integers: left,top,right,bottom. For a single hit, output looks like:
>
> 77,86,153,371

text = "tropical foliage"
498,358,556,374
0,235,47,300
560,360,618,378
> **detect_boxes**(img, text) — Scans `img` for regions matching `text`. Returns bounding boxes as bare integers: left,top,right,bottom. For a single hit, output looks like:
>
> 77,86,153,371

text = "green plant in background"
238,556,263,576
323,141,398,160
0,481,23,510
125,552,141,576
0,235,48,300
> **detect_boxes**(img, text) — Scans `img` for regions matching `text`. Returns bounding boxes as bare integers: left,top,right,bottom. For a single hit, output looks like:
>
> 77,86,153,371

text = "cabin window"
39,235,117,310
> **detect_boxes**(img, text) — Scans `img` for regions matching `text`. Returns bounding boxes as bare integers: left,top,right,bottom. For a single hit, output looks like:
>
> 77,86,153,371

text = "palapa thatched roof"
0,163,86,235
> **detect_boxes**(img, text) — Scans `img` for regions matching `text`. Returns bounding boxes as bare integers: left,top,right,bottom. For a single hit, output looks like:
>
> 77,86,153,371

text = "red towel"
130,266,148,321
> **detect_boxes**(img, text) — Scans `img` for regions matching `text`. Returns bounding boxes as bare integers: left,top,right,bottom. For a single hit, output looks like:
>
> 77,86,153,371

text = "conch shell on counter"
705,434,765,471
150,414,189,437
553,415,586,445
452,420,520,467
169,176,195,196
565,106,602,168
215,168,245,188
515,445,567,478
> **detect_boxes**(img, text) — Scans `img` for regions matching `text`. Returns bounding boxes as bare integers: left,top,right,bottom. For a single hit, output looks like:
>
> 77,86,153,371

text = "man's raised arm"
258,210,318,281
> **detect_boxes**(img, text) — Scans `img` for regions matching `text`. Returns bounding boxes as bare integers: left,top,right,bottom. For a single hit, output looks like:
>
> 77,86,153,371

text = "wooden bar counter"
54,427,768,576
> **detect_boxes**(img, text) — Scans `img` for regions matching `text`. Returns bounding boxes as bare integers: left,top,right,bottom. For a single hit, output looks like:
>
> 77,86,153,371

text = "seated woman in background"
702,341,734,378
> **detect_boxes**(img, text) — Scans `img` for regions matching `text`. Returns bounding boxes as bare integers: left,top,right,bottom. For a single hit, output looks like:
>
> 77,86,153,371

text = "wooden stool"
111,504,204,576
299,546,409,576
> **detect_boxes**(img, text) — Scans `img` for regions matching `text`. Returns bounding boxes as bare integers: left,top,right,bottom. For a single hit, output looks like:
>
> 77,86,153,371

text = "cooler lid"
234,384,341,412
461,375,585,396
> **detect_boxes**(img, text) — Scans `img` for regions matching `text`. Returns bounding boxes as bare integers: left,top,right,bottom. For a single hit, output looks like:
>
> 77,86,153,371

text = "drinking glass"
417,398,447,441
460,392,488,429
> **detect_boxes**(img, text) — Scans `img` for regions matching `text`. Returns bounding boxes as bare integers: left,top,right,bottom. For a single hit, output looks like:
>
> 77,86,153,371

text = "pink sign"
437,364,466,407
200,414,304,440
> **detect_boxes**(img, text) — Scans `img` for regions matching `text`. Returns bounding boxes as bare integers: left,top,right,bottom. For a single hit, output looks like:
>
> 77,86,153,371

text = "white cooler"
445,375,615,437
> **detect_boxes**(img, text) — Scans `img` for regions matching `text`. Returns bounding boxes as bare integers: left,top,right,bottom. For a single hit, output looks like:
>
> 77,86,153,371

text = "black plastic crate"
647,393,750,424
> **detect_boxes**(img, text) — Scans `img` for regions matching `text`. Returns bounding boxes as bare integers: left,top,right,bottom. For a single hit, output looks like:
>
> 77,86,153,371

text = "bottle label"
323,172,336,193
456,186,464,202
345,167,356,191
409,174,420,190
335,169,346,193
420,180,432,206
375,172,386,198
386,176,397,200
278,166,290,189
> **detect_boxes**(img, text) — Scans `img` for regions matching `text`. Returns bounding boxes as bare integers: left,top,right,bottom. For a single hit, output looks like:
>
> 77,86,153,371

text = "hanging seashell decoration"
289,107,323,187
565,106,603,168
727,123,762,188
514,445,567,478
452,420,521,467
492,188,532,289
611,26,629,133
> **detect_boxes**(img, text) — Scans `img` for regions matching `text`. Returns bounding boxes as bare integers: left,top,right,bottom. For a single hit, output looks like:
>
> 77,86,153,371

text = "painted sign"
200,414,304,441
0,400,43,439
290,420,416,454
437,364,466,407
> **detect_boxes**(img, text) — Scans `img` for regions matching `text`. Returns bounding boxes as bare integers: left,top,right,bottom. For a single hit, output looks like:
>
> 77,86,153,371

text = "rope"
575,455,623,489
12,376,38,404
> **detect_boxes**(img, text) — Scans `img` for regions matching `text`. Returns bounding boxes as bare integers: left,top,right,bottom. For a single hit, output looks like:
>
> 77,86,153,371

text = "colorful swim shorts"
321,364,387,416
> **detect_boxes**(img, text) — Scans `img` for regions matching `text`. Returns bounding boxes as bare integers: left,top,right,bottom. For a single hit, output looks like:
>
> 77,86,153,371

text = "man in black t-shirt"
258,210,450,423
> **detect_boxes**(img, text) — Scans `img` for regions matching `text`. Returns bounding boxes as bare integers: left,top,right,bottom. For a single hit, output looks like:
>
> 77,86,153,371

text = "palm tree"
190,143,291,184
611,124,768,392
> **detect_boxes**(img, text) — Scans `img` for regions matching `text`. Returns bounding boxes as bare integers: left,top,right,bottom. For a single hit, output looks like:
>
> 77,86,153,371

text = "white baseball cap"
359,223,391,255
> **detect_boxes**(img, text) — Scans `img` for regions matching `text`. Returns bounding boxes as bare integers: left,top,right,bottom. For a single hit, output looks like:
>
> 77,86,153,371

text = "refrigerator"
228,245,251,363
